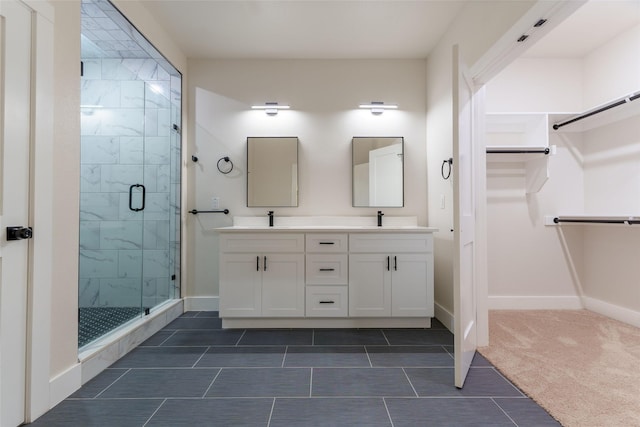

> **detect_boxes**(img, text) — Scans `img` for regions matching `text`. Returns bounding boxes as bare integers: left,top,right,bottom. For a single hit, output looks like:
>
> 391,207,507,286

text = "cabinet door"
262,253,305,317
220,254,262,317
392,254,434,317
349,254,391,317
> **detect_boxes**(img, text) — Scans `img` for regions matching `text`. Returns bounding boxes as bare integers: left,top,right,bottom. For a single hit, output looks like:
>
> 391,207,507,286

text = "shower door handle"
129,184,146,212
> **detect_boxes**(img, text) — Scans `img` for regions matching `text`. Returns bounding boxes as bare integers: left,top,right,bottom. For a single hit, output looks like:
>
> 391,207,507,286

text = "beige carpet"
478,310,640,427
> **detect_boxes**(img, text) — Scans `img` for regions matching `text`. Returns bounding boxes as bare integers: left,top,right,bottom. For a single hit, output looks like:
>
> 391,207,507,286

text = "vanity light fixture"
359,101,398,115
251,102,290,116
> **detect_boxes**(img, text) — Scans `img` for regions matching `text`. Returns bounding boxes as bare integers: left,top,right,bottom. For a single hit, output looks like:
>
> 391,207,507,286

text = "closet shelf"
485,113,552,194
544,215,640,226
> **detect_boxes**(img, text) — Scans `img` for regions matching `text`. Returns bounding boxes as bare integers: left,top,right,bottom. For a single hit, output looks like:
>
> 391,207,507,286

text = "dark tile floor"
28,312,560,426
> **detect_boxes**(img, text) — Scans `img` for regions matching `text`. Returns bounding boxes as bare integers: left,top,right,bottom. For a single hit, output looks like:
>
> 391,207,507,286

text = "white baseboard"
184,296,219,312
49,363,81,409
583,296,640,328
434,302,454,333
488,295,583,310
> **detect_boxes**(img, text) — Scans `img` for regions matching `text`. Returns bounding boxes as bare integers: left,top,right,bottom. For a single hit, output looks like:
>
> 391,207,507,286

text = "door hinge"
171,274,176,281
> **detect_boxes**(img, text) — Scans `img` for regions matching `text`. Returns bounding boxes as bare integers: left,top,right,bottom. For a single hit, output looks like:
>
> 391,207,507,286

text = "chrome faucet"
268,211,274,227
377,210,384,227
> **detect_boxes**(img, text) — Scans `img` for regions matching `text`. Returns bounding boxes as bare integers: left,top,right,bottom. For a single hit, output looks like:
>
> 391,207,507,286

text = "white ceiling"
139,0,640,60
140,0,467,59
523,0,640,58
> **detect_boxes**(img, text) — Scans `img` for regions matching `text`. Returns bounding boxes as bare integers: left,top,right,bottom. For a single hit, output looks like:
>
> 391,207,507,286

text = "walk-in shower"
79,0,181,348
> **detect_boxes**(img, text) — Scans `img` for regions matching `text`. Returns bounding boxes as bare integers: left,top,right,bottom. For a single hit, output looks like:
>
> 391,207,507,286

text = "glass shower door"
79,89,146,347
140,77,180,310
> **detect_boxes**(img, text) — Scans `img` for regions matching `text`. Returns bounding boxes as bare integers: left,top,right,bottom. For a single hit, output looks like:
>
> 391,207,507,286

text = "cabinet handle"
256,256,260,271
319,300,335,304
319,268,335,272
319,242,335,245
394,256,398,271
264,256,267,271
387,256,390,271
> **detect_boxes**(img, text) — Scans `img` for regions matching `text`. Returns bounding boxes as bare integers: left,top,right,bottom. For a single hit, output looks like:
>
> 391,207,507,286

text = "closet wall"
485,22,640,326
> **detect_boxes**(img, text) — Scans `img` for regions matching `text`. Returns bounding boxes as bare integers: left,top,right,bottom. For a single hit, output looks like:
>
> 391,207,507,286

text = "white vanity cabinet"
217,224,436,328
349,234,434,317
219,233,305,317
305,233,349,317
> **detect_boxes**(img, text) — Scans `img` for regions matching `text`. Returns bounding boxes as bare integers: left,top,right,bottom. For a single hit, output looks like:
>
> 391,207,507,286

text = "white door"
369,143,403,206
0,0,33,425
453,45,478,388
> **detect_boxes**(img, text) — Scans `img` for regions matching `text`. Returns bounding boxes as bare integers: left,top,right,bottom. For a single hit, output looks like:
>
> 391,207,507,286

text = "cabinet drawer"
306,254,348,285
305,286,348,317
220,233,304,253
305,234,348,252
349,233,433,253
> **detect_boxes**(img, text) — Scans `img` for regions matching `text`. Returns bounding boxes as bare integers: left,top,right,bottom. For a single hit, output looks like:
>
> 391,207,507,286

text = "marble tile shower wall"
79,58,180,310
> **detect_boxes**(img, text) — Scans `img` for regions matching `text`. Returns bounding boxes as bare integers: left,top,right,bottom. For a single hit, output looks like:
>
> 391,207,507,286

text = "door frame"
458,0,586,351
22,0,54,422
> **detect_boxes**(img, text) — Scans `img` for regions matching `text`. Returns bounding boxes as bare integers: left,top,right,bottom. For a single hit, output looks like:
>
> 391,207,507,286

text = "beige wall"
188,59,428,299
51,0,81,379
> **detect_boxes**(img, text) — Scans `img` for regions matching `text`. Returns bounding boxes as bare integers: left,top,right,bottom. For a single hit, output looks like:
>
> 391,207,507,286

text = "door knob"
7,226,33,240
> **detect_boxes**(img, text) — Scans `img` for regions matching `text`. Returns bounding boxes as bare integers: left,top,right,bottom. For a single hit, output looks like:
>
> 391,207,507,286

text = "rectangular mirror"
352,137,404,207
247,137,299,207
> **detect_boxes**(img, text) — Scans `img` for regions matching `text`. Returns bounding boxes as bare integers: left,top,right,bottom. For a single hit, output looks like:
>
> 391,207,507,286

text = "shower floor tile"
78,306,142,348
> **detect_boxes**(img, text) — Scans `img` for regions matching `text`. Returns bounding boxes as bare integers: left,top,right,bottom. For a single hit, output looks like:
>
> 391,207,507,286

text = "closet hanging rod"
552,91,640,130
486,148,549,154
553,217,640,225
189,209,230,215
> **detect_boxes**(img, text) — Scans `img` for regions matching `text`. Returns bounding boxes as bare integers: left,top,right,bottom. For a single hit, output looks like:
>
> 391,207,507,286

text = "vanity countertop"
216,216,437,233
216,225,438,233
